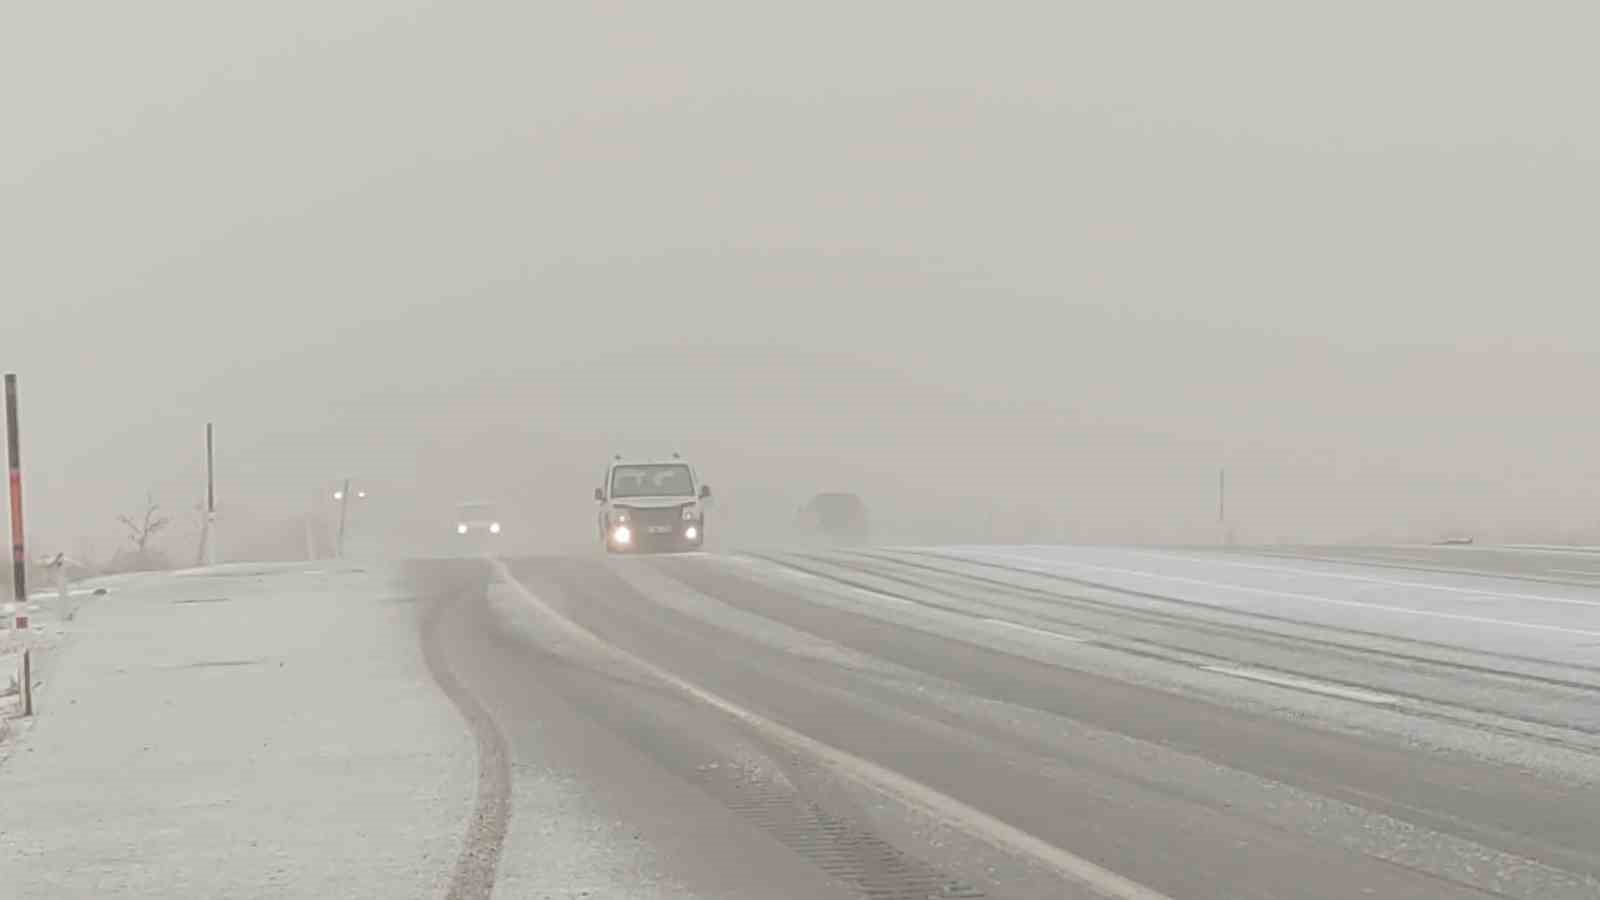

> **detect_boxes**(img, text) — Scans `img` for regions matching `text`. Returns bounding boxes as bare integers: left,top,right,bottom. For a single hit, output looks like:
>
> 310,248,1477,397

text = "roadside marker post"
21,648,31,717
5,373,32,717
5,373,26,632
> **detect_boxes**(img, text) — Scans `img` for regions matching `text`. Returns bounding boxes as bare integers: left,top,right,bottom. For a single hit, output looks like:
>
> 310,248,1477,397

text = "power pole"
1218,467,1228,546
204,422,216,566
336,478,351,559
304,504,318,561
6,374,26,630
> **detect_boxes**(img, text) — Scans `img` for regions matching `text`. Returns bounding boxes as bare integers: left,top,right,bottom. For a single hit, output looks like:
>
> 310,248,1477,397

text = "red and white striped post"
5,373,26,632
6,374,34,718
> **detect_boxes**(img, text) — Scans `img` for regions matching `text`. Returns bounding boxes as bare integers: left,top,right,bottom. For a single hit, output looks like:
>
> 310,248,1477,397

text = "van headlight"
682,505,699,521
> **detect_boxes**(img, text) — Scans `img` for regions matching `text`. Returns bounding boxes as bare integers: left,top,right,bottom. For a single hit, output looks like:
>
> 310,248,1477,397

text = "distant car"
596,456,710,553
796,492,869,545
454,501,502,537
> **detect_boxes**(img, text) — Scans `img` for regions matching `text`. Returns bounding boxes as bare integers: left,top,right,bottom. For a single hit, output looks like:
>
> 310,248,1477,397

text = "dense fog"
4,2,1598,569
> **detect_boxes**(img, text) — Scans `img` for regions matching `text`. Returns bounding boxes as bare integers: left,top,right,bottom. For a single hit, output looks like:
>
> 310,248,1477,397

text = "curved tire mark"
421,579,512,900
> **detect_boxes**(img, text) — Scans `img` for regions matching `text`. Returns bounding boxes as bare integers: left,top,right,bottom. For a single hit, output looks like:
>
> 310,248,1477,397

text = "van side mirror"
594,487,605,502
698,485,712,500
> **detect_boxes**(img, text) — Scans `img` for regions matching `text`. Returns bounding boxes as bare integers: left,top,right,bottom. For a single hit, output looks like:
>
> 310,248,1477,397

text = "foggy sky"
4,2,1599,558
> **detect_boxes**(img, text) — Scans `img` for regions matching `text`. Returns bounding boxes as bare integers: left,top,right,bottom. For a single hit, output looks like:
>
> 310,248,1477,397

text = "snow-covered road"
937,544,1600,662
8,545,1598,899
410,544,1600,899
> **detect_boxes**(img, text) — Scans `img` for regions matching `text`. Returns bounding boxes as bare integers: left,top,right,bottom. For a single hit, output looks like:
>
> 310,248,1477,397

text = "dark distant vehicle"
796,492,870,545
596,456,710,553
1436,535,1475,546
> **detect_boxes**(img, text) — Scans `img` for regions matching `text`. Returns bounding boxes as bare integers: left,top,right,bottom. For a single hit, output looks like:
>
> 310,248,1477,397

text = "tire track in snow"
420,573,512,900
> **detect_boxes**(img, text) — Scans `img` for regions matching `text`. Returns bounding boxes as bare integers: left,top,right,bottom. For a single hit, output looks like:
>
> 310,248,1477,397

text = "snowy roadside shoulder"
0,643,16,750
1,573,190,761
1,644,24,755
0,563,476,900
0,615,69,762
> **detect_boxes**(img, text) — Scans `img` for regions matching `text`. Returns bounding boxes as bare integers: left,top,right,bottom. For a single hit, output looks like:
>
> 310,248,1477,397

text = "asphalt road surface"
408,545,1600,900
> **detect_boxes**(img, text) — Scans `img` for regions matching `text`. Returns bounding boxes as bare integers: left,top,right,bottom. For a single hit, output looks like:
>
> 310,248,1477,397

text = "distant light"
333,490,345,501
356,490,368,500
488,522,501,534
456,523,469,535
684,526,698,541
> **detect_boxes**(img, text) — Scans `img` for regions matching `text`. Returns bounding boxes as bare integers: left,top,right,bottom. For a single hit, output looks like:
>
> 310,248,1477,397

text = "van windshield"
611,465,695,498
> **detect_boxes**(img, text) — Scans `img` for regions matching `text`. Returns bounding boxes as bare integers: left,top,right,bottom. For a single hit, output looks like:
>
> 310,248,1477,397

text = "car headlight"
456,523,468,535
489,522,501,534
613,525,632,545
684,526,699,541
682,505,699,521
613,510,630,524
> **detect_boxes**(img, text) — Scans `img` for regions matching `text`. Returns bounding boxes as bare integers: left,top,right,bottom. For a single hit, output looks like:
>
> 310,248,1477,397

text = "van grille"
621,505,685,531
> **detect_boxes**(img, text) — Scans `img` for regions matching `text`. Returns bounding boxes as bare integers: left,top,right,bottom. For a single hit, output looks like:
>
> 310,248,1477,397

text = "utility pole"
6,374,26,631
204,422,217,566
304,502,318,561
1218,466,1228,546
336,478,351,559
